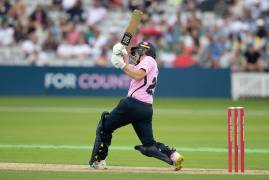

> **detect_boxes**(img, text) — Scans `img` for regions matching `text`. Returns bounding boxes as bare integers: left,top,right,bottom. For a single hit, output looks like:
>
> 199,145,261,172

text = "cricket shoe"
90,160,107,170
170,152,184,171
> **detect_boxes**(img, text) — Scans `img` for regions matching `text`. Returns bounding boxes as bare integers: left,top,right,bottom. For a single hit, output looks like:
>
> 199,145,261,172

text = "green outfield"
0,97,268,179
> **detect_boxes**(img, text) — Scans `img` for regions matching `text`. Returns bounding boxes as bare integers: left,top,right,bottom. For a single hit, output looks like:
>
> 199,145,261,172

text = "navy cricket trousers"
103,97,156,146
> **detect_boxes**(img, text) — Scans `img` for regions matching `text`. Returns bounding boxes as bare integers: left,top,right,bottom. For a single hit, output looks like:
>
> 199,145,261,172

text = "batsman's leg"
130,104,183,169
134,142,184,170
89,98,131,169
134,144,173,165
89,111,111,169
156,142,184,171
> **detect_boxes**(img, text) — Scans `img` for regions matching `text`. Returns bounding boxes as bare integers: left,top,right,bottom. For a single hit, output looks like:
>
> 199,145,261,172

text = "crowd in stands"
0,0,269,72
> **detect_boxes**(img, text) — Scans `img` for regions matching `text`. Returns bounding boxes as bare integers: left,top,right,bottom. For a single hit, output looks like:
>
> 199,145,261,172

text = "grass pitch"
0,97,268,179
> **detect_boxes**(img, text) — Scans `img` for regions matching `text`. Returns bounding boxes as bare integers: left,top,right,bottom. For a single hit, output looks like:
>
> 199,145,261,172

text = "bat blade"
121,9,143,46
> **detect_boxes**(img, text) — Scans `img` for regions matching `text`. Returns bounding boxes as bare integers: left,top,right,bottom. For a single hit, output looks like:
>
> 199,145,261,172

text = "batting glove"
112,43,128,56
111,54,126,69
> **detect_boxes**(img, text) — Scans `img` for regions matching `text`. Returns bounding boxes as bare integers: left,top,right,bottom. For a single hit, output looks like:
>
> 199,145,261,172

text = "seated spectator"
230,48,244,72
211,37,225,68
35,23,49,46
89,27,108,57
57,33,73,59
95,45,110,67
51,0,62,11
0,19,14,46
73,32,91,59
157,39,177,67
59,16,73,36
43,32,59,52
85,25,95,44
62,0,77,11
241,43,264,72
29,4,48,27
172,47,196,67
67,22,80,45
66,0,83,22
47,18,60,39
86,0,107,26
13,22,28,42
260,46,269,71
21,33,40,58
219,49,234,68
183,32,194,51
0,0,11,16
8,0,26,20
140,19,163,37
106,28,119,49
159,49,176,67
110,0,124,8
128,0,144,11
27,50,48,66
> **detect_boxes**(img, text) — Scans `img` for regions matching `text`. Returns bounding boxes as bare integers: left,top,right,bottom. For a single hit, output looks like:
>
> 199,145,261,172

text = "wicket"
227,107,245,173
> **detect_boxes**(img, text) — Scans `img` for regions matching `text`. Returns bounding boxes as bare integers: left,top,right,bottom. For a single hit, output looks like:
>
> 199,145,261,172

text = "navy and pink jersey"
127,56,158,104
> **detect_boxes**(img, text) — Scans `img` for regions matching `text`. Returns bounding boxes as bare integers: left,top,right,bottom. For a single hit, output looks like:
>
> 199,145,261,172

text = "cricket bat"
120,9,143,46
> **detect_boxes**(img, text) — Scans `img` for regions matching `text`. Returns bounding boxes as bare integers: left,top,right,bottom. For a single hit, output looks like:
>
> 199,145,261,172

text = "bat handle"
121,32,132,46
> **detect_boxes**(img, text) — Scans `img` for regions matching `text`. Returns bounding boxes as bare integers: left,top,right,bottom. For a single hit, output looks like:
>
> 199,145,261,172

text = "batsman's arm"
122,65,146,81
111,44,145,80
121,54,146,81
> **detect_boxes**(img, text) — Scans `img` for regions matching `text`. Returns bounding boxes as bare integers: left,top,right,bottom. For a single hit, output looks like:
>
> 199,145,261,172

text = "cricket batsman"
89,41,184,170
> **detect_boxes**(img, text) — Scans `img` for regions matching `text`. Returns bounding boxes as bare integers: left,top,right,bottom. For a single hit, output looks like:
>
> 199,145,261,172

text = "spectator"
140,18,163,37
169,14,183,45
51,0,62,11
27,50,48,66
43,32,59,52
172,47,196,68
183,31,194,51
85,25,95,44
59,15,73,36
242,43,264,72
29,4,48,27
21,33,40,58
13,21,28,42
260,45,269,71
35,23,48,46
47,18,60,40
0,0,11,16
86,0,107,26
95,45,110,67
67,22,80,45
256,19,266,38
110,0,124,9
57,32,91,59
128,0,152,12
230,48,244,72
73,32,91,59
0,0,268,70
57,33,73,59
159,47,177,67
128,0,144,11
66,0,84,22
0,19,14,46
89,27,108,57
62,0,77,11
211,36,225,68
8,0,26,20
107,29,120,49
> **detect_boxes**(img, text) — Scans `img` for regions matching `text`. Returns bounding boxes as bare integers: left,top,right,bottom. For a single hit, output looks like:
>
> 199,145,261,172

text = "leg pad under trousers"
89,111,111,166
135,144,173,165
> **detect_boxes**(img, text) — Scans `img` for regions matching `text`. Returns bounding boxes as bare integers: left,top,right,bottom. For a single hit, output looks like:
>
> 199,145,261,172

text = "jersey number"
146,77,157,95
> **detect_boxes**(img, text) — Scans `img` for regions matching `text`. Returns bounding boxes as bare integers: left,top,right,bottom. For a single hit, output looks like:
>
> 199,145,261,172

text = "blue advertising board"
0,66,231,98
